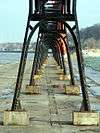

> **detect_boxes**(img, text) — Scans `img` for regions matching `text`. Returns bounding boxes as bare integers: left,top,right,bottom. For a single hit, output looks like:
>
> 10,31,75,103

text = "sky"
0,0,100,43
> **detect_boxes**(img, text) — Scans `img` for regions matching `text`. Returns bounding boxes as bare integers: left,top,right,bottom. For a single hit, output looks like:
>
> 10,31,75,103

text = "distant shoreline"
0,51,34,53
82,49,100,57
0,51,52,54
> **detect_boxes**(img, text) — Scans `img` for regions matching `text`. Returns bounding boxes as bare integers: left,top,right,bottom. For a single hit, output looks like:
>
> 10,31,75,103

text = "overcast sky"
0,0,100,43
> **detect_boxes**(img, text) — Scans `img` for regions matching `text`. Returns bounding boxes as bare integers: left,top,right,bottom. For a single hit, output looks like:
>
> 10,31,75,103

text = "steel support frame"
11,21,44,110
63,21,90,111
29,32,42,86
41,35,63,69
44,32,75,85
42,36,66,73
30,34,48,86
11,0,90,112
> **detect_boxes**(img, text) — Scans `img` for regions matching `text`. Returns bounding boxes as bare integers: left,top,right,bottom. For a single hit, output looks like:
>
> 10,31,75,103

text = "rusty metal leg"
35,44,44,73
11,19,30,111
52,46,62,68
64,34,75,85
61,53,67,75
75,36,90,111
29,33,41,86
35,50,41,75
34,36,47,73
57,48,63,69
63,22,91,111
55,47,62,67
11,21,43,111
56,48,63,68
59,53,63,69
52,48,59,66
42,48,48,64
58,32,75,85
49,32,75,84
75,19,90,111
38,47,48,69
56,45,63,69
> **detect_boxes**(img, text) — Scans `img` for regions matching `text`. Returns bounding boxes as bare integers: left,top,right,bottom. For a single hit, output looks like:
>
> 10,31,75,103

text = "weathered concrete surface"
0,58,99,132
25,85,40,94
3,111,29,126
64,85,80,95
73,112,99,126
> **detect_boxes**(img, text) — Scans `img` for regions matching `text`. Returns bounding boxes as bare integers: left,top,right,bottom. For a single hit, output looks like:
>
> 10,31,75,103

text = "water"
0,52,34,64
70,55,100,97
84,56,100,71
84,57,100,97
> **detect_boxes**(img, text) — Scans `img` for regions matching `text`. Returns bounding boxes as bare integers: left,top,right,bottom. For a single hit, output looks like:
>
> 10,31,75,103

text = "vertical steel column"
57,45,63,69
52,47,59,66
29,0,33,15
67,0,71,14
39,46,48,68
64,22,91,111
61,54,67,75
29,32,41,85
34,0,39,13
36,44,44,71
56,46,64,68
74,0,90,111
34,44,42,74
64,34,75,85
54,48,58,64
75,20,90,111
56,32,74,83
11,18,30,111
11,0,34,111
35,34,46,72
59,42,67,75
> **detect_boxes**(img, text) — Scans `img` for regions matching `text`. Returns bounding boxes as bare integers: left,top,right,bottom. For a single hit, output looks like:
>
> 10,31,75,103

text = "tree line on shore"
80,23,100,49
69,23,100,49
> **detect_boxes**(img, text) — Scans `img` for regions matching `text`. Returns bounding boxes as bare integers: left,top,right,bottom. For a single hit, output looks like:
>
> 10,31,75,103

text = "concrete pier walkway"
0,57,100,132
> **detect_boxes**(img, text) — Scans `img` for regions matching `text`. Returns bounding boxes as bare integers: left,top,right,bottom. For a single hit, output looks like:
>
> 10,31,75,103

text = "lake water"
0,52,34,64
85,56,100,71
84,56,100,97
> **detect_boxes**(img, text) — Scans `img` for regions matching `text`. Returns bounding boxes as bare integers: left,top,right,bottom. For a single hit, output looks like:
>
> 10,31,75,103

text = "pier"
0,0,100,132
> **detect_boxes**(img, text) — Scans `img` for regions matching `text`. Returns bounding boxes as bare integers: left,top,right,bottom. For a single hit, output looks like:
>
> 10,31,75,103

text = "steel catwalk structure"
11,0,91,112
